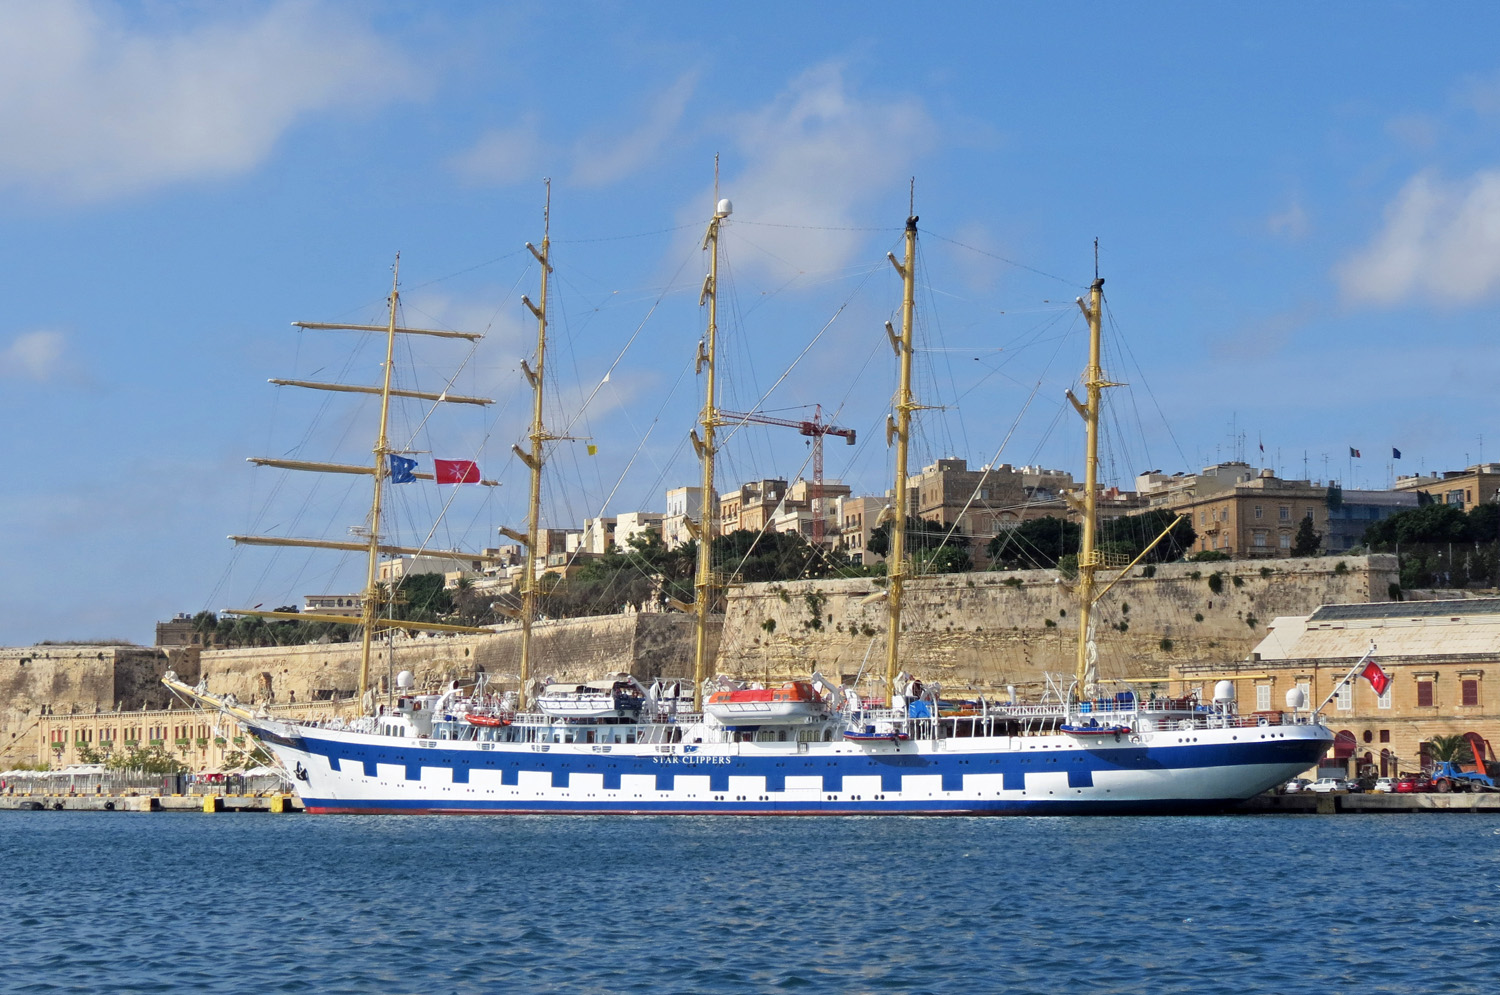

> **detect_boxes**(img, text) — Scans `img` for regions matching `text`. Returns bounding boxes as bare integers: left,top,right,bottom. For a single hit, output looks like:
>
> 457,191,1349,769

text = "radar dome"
1213,680,1235,703
716,198,733,217
396,670,415,689
1285,686,1306,710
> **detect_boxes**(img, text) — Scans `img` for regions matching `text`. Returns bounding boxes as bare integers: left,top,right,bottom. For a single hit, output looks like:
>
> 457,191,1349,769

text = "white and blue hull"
250,719,1331,815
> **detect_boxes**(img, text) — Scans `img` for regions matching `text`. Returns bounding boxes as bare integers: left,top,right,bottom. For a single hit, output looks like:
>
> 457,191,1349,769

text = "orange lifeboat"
704,681,826,724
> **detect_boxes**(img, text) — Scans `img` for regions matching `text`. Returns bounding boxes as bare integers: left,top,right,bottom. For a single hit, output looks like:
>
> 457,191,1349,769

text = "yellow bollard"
202,795,224,813
269,794,288,814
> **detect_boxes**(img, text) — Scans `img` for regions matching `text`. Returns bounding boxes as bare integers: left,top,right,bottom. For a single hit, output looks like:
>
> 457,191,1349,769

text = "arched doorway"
1331,730,1357,776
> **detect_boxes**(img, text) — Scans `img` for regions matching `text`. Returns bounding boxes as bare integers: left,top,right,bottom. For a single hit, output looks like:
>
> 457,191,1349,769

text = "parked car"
1372,778,1398,793
1308,778,1349,793
1394,775,1433,793
1282,778,1311,794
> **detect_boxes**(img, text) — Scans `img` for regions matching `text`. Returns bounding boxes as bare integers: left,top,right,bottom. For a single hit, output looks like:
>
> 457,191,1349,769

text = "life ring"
1257,716,1269,727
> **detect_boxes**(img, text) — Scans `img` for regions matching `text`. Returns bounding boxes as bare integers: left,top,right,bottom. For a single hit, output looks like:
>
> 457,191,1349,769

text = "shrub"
1260,566,1273,578
1191,550,1231,562
1388,582,1402,602
1246,615,1259,628
1141,564,1157,578
1208,573,1224,594
1232,575,1244,588
1334,561,1349,575
1044,618,1057,628
1194,612,1204,623
1121,601,1130,615
1003,576,1023,588
1159,637,1174,652
1189,570,1201,580
1115,620,1129,633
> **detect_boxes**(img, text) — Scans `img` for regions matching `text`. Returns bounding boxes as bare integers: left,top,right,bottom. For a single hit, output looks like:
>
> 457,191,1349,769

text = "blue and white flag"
388,454,418,483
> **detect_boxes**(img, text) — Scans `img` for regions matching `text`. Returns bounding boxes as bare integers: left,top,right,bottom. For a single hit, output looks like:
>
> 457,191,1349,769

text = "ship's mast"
884,214,918,706
356,257,404,705
515,182,554,710
691,192,732,710
1070,275,1113,699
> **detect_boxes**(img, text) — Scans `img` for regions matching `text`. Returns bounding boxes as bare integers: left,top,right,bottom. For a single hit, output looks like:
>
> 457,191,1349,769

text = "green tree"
867,516,959,559
1427,733,1473,766
987,516,1080,569
1292,515,1322,557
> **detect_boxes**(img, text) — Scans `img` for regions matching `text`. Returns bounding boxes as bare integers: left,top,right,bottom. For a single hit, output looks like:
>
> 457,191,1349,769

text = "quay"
1232,792,1500,814
1,793,302,813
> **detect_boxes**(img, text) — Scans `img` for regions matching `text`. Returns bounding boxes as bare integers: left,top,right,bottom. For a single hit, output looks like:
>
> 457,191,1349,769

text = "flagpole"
1313,641,1377,715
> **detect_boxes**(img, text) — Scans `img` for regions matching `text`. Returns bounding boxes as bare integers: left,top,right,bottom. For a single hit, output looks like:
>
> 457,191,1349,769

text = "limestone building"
1172,598,1500,779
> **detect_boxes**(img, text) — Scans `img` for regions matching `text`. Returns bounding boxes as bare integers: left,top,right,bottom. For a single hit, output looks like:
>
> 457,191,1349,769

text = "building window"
1279,506,1290,521
1297,680,1311,706
1199,511,1206,525
1417,681,1434,707
1254,531,1267,547
1279,533,1291,549
1377,685,1392,709
1256,684,1271,711
1254,505,1263,519
1335,682,1352,710
1379,729,1390,743
1462,679,1479,706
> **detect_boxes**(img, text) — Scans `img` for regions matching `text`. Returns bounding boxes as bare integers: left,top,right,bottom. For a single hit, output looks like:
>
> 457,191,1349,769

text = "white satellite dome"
1213,680,1236,703
396,670,415,689
716,198,733,217
1285,686,1306,710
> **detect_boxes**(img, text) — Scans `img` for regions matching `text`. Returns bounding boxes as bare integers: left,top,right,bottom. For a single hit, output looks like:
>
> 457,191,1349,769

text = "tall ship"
168,195,1333,814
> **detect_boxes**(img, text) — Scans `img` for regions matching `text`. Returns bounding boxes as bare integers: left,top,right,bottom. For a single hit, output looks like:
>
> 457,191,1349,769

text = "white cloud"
709,63,937,281
0,330,66,381
569,72,698,188
1266,200,1310,241
1337,169,1500,307
0,0,415,202
450,115,549,187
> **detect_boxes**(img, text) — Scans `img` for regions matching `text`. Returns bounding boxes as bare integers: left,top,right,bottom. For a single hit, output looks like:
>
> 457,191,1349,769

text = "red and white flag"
1359,659,1391,697
433,459,481,484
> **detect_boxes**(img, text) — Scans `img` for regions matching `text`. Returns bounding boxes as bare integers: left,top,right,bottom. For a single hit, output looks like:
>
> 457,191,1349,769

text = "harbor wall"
183,611,710,704
714,554,1399,692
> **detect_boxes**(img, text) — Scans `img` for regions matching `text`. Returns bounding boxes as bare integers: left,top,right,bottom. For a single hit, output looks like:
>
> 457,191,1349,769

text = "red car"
1394,775,1434,793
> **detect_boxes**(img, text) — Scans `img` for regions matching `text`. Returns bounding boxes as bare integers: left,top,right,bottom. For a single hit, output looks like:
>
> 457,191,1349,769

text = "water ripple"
4,812,1500,993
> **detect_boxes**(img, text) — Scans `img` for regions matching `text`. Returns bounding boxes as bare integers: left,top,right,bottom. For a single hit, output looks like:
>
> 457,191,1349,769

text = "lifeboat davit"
704,681,827,724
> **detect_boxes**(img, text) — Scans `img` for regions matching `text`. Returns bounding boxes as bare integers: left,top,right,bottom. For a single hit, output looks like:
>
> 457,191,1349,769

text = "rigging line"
403,247,530,293
556,240,697,438
921,229,1082,288
731,220,899,232
718,253,889,446
553,221,699,244
917,374,1046,572
1104,297,1190,474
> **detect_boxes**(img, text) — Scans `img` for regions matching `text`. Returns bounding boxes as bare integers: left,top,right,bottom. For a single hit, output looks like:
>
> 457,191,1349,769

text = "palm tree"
1427,733,1473,767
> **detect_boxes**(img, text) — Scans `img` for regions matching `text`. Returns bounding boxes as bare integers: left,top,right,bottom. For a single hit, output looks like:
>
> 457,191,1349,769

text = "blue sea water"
3,811,1500,994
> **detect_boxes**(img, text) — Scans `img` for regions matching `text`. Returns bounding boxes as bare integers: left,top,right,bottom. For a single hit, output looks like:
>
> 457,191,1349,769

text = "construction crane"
718,404,856,546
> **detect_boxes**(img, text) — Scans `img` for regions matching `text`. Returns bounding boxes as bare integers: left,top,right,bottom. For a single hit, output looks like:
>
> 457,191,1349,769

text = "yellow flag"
587,444,598,456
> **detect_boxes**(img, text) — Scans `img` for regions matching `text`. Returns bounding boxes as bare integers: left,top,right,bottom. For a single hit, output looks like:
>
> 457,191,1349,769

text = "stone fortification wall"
195,613,710,703
714,555,1398,694
0,645,186,766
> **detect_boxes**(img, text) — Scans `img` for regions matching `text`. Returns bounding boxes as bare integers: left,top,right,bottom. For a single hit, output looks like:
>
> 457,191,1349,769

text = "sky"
3,0,1498,645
